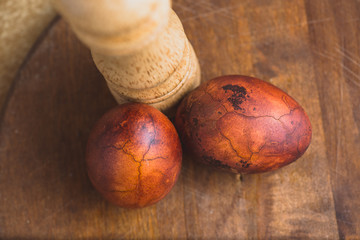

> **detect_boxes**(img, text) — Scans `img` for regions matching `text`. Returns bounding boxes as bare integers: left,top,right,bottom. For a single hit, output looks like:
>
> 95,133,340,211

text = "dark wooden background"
1,0,360,239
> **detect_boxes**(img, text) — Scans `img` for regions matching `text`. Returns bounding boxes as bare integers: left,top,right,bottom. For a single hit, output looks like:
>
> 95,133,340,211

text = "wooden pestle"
52,0,201,113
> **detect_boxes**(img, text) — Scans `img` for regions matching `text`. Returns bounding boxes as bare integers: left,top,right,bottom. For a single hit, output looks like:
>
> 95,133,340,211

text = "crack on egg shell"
136,162,142,203
99,114,168,204
216,124,252,165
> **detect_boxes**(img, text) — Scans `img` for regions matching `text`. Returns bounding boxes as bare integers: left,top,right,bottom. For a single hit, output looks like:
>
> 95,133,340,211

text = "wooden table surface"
1,0,360,239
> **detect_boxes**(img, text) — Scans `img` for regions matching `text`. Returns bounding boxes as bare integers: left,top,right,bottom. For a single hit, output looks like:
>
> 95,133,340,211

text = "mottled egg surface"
175,75,312,173
86,103,182,208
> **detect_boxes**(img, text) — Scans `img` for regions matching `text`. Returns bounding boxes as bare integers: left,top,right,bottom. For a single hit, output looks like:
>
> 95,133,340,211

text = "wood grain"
0,0,359,239
305,0,360,239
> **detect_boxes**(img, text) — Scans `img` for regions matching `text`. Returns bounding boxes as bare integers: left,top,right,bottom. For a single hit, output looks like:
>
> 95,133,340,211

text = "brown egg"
86,103,182,208
175,75,312,174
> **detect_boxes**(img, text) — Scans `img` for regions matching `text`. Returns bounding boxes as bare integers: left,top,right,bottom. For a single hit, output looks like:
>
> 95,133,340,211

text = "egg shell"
175,75,312,174
86,103,182,208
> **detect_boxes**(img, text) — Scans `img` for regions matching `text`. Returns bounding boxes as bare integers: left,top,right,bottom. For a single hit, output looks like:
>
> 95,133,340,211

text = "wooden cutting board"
1,0,360,239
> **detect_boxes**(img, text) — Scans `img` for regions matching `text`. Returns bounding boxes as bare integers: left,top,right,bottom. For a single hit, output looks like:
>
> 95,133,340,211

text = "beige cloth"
0,0,56,109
